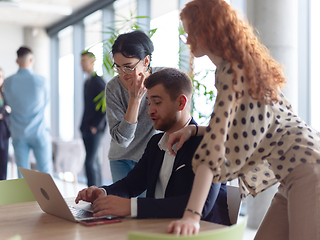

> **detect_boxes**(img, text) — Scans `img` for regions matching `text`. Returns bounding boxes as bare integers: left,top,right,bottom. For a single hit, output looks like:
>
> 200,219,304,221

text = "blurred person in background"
80,51,107,187
3,47,52,178
0,67,11,180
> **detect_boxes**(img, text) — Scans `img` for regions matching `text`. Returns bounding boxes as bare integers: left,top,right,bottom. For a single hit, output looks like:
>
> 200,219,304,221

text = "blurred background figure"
0,67,11,180
80,51,106,187
3,46,52,178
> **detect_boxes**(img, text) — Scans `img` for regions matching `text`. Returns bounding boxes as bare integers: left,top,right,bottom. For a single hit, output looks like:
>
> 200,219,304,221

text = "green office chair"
6,235,22,240
0,178,36,205
127,216,247,240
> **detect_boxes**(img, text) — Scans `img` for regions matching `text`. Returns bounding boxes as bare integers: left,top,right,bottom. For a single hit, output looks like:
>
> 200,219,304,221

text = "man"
3,46,52,178
76,68,230,225
80,51,106,187
0,67,11,180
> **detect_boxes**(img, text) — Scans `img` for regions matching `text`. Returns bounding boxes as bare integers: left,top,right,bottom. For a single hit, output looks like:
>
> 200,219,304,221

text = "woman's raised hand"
128,69,147,100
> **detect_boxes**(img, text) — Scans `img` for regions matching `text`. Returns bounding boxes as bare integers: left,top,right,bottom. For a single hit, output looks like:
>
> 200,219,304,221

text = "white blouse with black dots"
192,60,320,199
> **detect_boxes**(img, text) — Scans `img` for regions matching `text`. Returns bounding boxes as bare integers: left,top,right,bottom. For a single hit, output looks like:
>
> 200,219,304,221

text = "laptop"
19,167,117,223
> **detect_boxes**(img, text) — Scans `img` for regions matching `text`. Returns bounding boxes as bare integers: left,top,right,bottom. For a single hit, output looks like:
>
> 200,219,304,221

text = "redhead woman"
167,1,320,239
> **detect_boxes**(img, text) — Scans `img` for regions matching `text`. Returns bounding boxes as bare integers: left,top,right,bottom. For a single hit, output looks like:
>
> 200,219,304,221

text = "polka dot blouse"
192,60,320,199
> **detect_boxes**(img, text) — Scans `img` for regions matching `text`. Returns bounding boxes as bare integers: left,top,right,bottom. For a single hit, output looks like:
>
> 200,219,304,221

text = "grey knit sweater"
105,67,163,162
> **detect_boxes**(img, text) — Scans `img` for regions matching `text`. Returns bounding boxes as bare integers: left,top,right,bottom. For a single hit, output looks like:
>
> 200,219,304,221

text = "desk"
1,199,225,240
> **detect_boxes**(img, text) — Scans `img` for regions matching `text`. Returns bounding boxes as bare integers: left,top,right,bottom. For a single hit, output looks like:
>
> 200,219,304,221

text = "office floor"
7,162,257,240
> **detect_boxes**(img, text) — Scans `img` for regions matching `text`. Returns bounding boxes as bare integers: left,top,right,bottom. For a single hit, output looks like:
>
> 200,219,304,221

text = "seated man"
75,68,231,225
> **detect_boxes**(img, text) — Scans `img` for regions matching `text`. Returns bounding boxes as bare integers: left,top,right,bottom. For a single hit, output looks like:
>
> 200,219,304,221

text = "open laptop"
19,167,117,223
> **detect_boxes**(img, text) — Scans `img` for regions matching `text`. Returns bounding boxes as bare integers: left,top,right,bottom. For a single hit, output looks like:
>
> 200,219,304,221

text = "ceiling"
0,0,97,28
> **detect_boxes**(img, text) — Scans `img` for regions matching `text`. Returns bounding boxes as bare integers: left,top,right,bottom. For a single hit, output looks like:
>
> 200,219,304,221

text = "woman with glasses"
105,30,163,184
166,0,320,239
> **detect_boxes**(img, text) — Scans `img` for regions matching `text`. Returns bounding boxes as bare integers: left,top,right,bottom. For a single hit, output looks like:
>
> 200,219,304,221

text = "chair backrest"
127,216,247,240
0,178,36,205
6,235,22,240
52,139,85,174
227,185,242,225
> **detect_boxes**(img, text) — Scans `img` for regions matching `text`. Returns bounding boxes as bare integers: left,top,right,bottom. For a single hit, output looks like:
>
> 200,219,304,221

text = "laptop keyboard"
69,206,94,219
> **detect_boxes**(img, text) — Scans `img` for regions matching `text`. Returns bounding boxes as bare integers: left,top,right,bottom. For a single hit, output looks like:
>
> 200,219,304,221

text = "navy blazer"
80,74,107,133
104,119,231,225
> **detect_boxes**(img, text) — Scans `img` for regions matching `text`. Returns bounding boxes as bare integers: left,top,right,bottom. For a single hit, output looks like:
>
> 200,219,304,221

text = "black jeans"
82,131,103,187
0,138,8,180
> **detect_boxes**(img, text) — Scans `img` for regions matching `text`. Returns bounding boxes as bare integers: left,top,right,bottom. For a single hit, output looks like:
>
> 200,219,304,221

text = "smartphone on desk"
80,218,122,226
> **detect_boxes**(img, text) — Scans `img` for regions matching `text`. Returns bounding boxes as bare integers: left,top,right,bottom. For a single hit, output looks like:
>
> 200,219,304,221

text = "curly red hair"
180,0,286,103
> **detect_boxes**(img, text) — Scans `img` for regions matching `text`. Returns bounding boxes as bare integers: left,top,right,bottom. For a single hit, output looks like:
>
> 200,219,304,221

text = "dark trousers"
0,139,9,180
82,131,103,187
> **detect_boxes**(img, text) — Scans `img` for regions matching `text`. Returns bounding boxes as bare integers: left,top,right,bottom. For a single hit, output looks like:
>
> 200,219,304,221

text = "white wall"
0,23,24,77
24,27,51,127
24,27,50,81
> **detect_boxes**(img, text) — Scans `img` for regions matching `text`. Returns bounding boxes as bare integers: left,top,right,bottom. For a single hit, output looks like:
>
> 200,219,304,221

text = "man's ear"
177,94,188,111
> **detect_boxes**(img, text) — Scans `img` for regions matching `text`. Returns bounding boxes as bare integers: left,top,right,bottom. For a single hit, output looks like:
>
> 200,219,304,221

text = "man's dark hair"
81,51,96,60
145,68,193,101
17,47,32,58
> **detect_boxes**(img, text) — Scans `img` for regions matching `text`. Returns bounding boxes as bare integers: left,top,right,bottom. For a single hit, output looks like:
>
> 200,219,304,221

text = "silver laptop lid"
19,167,77,222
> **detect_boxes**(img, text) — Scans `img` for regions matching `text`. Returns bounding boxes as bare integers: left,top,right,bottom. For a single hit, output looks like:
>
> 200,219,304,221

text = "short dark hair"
145,68,193,101
17,47,32,58
81,51,95,59
112,30,154,69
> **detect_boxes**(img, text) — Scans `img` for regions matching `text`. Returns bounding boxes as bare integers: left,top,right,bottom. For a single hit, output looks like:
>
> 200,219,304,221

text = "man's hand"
92,195,131,217
75,186,104,204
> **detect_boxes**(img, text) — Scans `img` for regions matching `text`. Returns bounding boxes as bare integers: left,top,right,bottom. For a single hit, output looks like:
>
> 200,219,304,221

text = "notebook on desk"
19,167,118,223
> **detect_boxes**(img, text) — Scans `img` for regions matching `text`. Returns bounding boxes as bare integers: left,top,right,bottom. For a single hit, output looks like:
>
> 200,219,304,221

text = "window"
151,0,179,68
84,10,104,76
310,0,320,131
58,26,74,141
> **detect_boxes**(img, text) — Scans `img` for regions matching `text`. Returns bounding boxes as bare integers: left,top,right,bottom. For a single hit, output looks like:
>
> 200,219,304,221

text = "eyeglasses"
179,33,188,44
112,60,141,75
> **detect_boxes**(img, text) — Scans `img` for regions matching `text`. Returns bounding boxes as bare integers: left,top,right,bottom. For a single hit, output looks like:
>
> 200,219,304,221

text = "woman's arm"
105,71,147,147
167,164,214,235
105,83,138,147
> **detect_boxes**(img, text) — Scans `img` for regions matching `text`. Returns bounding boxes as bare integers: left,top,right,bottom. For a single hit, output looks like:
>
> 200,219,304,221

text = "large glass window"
114,0,137,34
150,0,179,68
84,10,104,76
310,0,320,131
58,26,74,141
192,56,217,124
